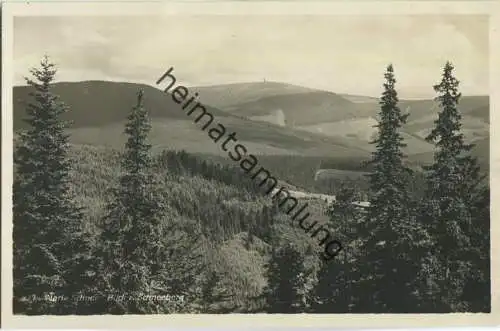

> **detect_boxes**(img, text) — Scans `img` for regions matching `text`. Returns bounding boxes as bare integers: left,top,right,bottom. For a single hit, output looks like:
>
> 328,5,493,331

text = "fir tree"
13,56,95,314
424,62,484,206
313,185,363,313
421,61,487,311
360,64,425,312
262,244,307,313
96,90,208,314
97,90,169,313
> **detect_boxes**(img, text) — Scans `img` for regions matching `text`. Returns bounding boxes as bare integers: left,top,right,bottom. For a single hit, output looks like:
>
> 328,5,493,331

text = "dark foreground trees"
355,64,429,312
262,243,308,313
13,56,95,314
95,90,208,313
311,62,489,313
313,185,363,313
420,62,489,312
12,58,489,315
96,89,169,313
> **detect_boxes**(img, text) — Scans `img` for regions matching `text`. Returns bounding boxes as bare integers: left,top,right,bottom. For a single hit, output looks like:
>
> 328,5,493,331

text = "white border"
2,1,499,328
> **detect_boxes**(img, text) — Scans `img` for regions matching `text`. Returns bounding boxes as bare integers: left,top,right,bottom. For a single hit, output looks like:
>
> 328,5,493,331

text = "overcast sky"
14,15,488,99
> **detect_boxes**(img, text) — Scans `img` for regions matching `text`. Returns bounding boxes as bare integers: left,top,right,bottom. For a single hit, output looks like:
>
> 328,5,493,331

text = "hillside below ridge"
13,80,489,165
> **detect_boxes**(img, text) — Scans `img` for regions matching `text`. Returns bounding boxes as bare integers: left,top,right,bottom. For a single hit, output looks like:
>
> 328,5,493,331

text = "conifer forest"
12,56,490,315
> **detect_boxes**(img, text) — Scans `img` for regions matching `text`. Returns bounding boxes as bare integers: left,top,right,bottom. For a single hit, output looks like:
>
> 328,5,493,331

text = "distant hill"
191,81,489,163
13,80,232,130
192,81,488,125
191,81,317,110
13,80,489,167
339,94,379,104
13,81,370,159
229,91,366,126
467,105,489,123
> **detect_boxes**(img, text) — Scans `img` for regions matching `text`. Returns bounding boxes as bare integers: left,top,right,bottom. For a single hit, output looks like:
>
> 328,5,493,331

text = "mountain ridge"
13,80,489,165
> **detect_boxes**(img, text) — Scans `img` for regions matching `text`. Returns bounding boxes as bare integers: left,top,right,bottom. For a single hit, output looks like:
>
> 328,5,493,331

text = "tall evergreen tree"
96,90,208,314
421,61,487,311
359,64,425,312
424,62,484,206
262,244,307,313
96,90,169,313
13,56,95,314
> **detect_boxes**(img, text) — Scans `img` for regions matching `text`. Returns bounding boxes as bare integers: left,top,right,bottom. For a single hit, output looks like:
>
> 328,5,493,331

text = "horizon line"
12,78,490,101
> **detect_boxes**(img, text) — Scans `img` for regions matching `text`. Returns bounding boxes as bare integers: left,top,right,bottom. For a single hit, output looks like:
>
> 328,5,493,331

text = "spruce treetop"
424,61,480,200
426,61,467,154
123,89,152,174
368,64,411,195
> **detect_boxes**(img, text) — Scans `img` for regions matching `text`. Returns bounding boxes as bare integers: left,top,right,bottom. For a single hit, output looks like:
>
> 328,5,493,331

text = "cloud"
13,15,488,98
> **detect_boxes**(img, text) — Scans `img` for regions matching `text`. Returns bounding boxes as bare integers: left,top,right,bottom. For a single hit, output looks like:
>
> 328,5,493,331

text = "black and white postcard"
1,1,499,328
